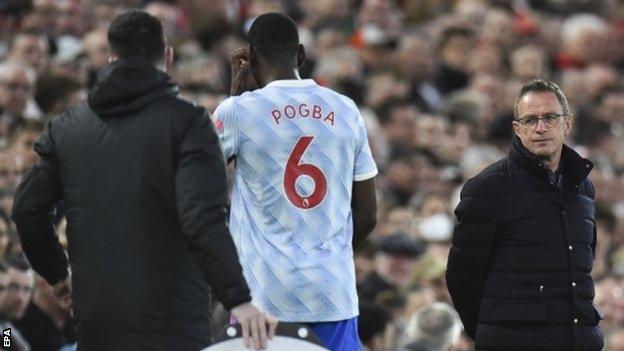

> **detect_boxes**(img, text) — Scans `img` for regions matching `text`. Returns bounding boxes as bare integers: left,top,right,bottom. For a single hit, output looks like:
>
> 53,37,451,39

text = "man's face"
440,34,473,70
56,1,84,36
0,268,33,321
375,252,414,288
84,31,110,70
0,69,32,115
10,35,49,74
386,105,417,146
512,48,546,80
513,91,572,161
597,92,624,123
398,36,433,80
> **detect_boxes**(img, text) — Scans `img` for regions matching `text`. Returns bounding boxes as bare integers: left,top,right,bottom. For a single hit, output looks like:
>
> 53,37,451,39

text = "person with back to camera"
12,10,277,351
213,12,378,351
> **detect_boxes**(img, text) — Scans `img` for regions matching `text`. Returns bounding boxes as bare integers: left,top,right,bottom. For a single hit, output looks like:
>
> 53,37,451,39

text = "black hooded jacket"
12,58,251,351
446,136,603,351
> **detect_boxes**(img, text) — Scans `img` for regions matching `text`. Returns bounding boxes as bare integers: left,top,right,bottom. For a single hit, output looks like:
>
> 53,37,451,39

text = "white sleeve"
211,97,238,160
353,108,378,181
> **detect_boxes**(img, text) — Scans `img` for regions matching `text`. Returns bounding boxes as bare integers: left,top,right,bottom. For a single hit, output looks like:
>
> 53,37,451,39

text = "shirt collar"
265,79,317,88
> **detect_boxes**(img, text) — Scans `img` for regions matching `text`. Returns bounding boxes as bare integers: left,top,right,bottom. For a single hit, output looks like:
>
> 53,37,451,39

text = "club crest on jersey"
214,118,224,132
271,104,335,126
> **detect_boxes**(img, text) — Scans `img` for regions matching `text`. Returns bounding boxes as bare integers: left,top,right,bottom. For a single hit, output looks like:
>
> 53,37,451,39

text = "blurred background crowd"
0,0,623,350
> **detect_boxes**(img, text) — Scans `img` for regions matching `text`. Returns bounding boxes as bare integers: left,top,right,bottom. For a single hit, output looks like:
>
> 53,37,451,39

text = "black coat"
12,58,251,351
446,136,603,351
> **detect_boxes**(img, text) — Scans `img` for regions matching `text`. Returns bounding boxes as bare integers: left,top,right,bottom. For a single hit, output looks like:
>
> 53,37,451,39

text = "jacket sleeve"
445,177,497,340
175,109,251,310
12,123,69,285
588,180,597,254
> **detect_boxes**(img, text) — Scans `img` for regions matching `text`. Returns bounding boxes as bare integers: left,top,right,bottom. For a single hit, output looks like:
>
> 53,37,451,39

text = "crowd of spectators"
0,0,623,350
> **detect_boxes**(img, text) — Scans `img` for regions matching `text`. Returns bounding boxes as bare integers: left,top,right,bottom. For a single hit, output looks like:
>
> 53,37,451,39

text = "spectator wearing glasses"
446,79,603,350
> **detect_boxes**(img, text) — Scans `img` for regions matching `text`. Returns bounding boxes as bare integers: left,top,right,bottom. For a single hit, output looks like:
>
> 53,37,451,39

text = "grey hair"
562,14,607,45
405,302,462,350
513,79,571,119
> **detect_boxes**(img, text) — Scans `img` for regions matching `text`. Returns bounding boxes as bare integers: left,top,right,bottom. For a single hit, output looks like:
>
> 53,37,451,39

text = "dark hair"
8,119,44,146
358,302,391,345
514,79,571,119
4,253,31,272
437,26,474,53
248,13,299,64
35,73,82,114
107,10,165,64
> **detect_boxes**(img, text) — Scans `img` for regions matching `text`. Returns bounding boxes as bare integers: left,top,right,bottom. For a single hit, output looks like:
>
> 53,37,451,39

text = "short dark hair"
35,73,82,114
514,79,571,119
437,26,474,53
107,10,165,64
248,13,299,64
358,302,391,345
4,253,31,272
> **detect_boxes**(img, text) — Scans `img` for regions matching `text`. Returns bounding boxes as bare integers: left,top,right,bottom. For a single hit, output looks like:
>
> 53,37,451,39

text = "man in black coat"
11,10,276,351
446,79,603,350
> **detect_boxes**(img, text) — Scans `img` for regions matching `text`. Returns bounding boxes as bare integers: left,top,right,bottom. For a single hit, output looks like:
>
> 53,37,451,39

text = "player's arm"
175,110,278,349
351,177,377,249
12,121,69,286
445,177,497,340
351,103,378,249
212,98,238,164
229,46,258,96
174,108,250,308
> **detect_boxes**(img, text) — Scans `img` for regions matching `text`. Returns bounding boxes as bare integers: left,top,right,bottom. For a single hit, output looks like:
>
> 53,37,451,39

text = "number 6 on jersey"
283,136,327,209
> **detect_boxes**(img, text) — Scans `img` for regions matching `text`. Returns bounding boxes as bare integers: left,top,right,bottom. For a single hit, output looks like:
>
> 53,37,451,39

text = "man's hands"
229,47,257,96
52,274,73,312
231,302,278,350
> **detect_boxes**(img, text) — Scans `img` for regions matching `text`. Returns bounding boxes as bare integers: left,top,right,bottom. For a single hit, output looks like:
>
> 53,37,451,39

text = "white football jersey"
213,79,377,322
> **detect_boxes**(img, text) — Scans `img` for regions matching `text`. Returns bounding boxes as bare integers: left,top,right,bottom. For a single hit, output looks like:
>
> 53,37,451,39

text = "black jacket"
12,58,251,351
446,136,603,351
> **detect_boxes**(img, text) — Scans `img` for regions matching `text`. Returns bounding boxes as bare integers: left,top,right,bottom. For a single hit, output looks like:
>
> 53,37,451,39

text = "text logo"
3,327,10,349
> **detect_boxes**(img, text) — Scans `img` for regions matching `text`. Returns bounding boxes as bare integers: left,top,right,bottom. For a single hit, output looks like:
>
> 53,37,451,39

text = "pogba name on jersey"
270,103,335,126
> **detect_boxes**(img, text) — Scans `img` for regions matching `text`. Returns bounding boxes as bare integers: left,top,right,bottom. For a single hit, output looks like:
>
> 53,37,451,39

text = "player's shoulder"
213,94,244,119
217,90,264,111
316,85,359,111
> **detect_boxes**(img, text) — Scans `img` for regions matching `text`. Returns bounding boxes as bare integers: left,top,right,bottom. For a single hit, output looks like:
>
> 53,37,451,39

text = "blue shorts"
306,317,362,351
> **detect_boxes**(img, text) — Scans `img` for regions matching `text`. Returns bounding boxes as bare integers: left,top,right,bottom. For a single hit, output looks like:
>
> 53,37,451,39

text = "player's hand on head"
231,302,278,350
229,47,250,71
229,47,257,96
